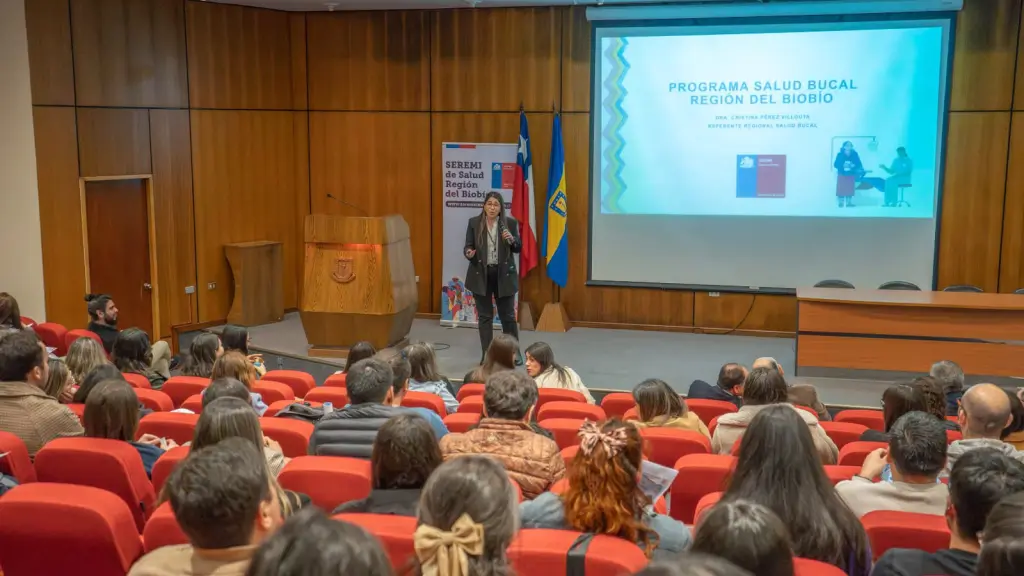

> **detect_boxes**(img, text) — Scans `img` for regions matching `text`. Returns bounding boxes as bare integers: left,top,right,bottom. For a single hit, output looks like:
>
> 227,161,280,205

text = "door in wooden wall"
84,179,154,338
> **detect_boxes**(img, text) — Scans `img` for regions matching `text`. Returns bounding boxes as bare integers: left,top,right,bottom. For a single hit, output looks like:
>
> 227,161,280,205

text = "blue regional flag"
544,113,568,287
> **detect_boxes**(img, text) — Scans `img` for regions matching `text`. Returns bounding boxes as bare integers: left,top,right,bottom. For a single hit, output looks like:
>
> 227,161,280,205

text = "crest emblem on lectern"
332,258,355,284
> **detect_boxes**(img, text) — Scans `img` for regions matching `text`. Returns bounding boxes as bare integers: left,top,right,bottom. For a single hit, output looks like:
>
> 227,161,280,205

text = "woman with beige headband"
519,419,691,559
414,456,518,576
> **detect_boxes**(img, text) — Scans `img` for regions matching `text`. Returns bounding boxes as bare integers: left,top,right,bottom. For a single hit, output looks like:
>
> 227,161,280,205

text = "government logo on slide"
736,154,787,198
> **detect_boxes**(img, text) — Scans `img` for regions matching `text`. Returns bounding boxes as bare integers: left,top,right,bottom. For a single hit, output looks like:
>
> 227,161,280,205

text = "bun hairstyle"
84,293,113,321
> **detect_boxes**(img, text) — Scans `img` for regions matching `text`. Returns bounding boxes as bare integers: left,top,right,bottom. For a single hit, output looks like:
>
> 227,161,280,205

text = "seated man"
687,362,746,409
947,383,1024,474
872,448,1024,576
84,293,172,378
440,371,564,499
836,411,948,517
0,330,82,456
377,349,447,440
753,356,831,421
931,360,965,417
129,437,283,575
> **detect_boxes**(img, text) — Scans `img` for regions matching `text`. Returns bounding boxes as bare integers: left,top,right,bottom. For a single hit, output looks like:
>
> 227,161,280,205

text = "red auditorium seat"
19,316,36,327
0,483,143,576
600,392,635,418
639,427,712,468
151,446,190,495
335,513,418,570
508,529,649,576
305,386,349,406
262,370,315,398
947,430,962,443
792,403,820,419
180,393,204,413
537,388,586,411
278,456,372,511
685,398,738,423
402,390,447,418
135,388,174,412
65,329,104,354
540,418,585,450
252,380,295,406
551,477,668,515
323,373,347,388
537,401,605,422
122,372,152,390
142,501,188,553
137,412,200,445
265,399,322,417
835,409,885,431
67,402,86,422
862,510,950,560
456,383,485,401
259,418,314,458
708,415,720,436
623,407,639,421
693,491,722,523
34,437,156,531
509,477,524,503
33,322,69,356
457,395,484,414
794,558,848,576
824,465,864,485
820,421,869,450
443,412,481,433
560,445,579,469
161,376,210,408
838,441,888,467
0,431,36,483
670,453,736,523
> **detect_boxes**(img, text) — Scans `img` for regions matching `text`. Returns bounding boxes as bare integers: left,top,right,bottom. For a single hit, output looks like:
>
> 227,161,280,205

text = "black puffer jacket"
308,403,410,458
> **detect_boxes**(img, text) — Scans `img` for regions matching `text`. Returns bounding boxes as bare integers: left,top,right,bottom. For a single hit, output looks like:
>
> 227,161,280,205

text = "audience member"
211,351,268,416
861,384,926,442
72,363,124,404
245,508,394,576
377,350,448,439
181,333,222,378
712,368,838,463
520,419,690,558
84,379,176,477
42,357,74,403
414,456,519,576
0,330,82,456
404,342,459,413
1000,388,1024,450
86,293,171,377
687,362,746,409
463,334,517,384
723,405,869,575
635,555,753,576
333,413,442,515
976,492,1024,576
202,377,252,408
221,325,266,378
441,371,563,499
930,359,966,417
947,383,1024,473
112,328,167,389
64,336,108,387
753,357,830,422
128,438,283,576
525,341,596,404
912,376,960,431
872,448,1024,576
342,340,376,373
631,378,709,437
193,397,288,477
0,292,25,331
691,500,794,576
836,411,948,517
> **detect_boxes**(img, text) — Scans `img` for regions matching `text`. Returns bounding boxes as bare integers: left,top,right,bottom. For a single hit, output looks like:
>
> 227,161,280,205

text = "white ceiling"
206,0,708,11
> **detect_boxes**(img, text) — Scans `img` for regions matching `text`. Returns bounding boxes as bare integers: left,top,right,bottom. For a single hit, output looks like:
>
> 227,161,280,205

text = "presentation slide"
590,18,952,290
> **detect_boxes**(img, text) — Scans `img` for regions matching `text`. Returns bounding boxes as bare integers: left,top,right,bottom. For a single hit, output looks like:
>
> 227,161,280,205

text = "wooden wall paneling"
149,109,198,339
430,113,556,315
77,108,152,177
561,6,591,113
186,2,298,110
24,0,75,106
190,111,306,322
950,0,1021,111
937,112,1010,292
999,113,1024,292
289,14,308,110
1016,4,1024,110
292,111,311,303
432,8,561,112
33,107,86,328
70,0,188,108
307,11,430,111
693,294,796,335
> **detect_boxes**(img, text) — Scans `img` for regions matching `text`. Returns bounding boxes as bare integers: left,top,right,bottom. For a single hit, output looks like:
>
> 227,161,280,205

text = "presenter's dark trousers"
473,264,518,358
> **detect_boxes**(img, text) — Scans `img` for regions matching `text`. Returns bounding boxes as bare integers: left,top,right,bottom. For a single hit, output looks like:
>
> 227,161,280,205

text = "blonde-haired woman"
65,337,108,387
211,351,268,416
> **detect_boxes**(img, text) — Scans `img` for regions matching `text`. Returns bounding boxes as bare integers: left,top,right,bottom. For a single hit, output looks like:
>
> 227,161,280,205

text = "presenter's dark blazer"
464,215,521,298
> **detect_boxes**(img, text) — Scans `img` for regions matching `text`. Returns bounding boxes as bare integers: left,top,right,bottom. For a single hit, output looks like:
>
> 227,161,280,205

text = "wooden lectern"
299,214,417,356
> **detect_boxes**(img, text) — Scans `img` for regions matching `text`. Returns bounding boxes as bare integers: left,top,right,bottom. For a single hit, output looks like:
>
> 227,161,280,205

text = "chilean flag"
512,110,539,279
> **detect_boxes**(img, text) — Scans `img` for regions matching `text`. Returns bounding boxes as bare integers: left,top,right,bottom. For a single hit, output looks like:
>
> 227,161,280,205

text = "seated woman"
414,455,519,576
180,333,222,378
912,376,960,431
463,334,517,384
65,337,109,388
0,292,26,331
525,342,595,404
221,324,266,378
977,492,1024,576
520,419,691,559
631,378,709,437
83,379,177,477
405,342,458,413
722,404,869,575
340,340,376,374
333,413,442,515
211,351,268,416
42,358,75,403
72,364,125,404
112,328,166,389
691,500,794,576
861,384,926,442
193,396,290,479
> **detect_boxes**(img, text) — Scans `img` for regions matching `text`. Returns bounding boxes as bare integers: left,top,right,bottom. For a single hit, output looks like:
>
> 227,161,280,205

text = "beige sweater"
632,413,711,438
711,403,839,464
835,476,949,518
533,366,595,404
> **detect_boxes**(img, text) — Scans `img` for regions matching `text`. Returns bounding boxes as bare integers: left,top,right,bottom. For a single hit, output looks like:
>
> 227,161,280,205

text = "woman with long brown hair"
405,342,458,413
193,397,289,480
463,334,518,384
84,379,177,476
525,341,595,404
519,419,691,559
211,350,268,415
42,358,75,403
631,378,708,437
181,333,222,378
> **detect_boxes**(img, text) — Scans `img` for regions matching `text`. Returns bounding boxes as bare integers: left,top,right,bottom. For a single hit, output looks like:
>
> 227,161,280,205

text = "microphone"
499,220,514,245
326,193,369,216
